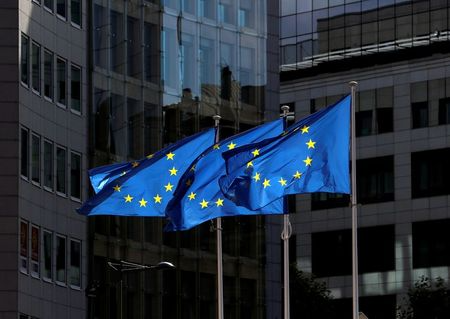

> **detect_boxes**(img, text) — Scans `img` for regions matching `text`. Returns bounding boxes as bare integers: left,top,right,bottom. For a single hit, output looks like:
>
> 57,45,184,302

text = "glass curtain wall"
280,0,450,70
89,0,272,318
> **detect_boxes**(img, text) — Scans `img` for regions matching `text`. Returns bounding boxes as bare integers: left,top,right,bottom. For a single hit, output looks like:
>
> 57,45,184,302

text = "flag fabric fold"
219,95,351,210
165,119,285,231
77,128,215,216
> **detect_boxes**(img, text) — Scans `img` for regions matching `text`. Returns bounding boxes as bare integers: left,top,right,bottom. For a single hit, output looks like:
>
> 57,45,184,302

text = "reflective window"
127,98,143,159
70,65,81,113
31,134,40,184
56,0,66,19
20,220,29,274
413,219,450,268
21,34,29,86
411,148,449,198
56,235,66,284
42,230,52,281
56,57,67,107
357,155,394,204
44,0,54,12
43,140,53,190
31,42,40,93
56,146,66,195
70,151,81,200
31,226,40,278
71,0,81,26
127,15,141,78
21,128,29,178
69,239,81,288
44,50,53,100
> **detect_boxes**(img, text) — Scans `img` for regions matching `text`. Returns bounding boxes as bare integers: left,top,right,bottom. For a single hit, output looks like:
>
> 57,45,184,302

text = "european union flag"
165,119,285,231
219,95,351,210
89,161,137,194
77,128,215,216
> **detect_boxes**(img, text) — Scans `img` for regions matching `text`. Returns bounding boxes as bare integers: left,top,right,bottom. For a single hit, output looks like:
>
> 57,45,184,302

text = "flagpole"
280,105,291,319
349,81,359,319
213,114,224,319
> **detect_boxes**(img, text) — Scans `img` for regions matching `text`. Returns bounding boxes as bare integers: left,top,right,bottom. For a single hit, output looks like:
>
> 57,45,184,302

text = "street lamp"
107,260,175,318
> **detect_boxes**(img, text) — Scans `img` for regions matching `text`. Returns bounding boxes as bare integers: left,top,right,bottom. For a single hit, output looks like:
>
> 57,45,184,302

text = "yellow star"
124,194,133,203
190,164,196,172
227,142,236,150
146,154,154,159
253,172,261,182
278,178,287,186
293,171,302,179
200,199,209,209
153,194,162,204
215,198,224,207
164,182,174,192
139,198,148,207
113,185,121,192
303,156,313,166
247,161,253,168
300,125,309,134
188,192,196,200
213,144,220,150
169,167,178,176
263,178,271,188
131,161,139,168
306,139,316,149
166,152,175,160
252,149,260,157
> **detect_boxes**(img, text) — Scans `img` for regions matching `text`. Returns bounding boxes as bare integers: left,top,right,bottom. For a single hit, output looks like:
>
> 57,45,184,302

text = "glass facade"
89,0,278,318
280,0,450,70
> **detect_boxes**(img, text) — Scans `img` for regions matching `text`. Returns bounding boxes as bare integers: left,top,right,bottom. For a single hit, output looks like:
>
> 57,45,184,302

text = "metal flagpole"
349,81,359,319
280,105,291,319
213,115,224,319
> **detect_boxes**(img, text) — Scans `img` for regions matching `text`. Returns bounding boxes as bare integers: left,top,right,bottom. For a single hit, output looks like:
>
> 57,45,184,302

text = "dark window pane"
71,0,81,26
43,231,52,280
57,58,66,106
57,0,66,18
70,65,81,112
31,134,40,184
44,0,54,11
69,240,81,287
311,192,350,210
21,128,29,178
44,141,53,189
56,147,66,194
31,42,40,93
44,50,53,99
411,148,450,198
413,219,450,268
357,156,394,204
359,295,397,319
21,35,29,85
56,235,66,283
281,15,297,38
127,16,141,78
70,152,81,199
438,97,450,125
358,225,395,273
20,221,28,273
356,110,373,136
376,108,393,133
411,102,428,128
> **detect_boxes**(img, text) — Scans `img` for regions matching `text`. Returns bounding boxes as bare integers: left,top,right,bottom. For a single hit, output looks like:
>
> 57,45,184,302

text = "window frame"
31,133,41,186
70,0,82,28
56,56,67,108
20,34,30,88
31,41,41,95
43,139,54,191
44,0,54,13
20,127,29,180
43,49,54,101
69,238,81,290
30,225,40,279
70,64,82,114
56,0,67,21
20,220,29,275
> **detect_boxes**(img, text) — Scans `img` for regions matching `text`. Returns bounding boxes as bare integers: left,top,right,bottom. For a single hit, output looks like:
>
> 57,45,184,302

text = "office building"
280,0,449,318
0,0,87,318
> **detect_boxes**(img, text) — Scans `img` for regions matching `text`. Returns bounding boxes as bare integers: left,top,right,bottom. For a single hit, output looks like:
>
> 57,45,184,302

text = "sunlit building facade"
280,0,449,318
88,0,282,318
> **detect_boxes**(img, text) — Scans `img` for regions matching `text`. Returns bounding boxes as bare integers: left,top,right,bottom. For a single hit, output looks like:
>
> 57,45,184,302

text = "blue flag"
219,95,351,210
89,161,137,194
165,119,285,231
77,128,215,216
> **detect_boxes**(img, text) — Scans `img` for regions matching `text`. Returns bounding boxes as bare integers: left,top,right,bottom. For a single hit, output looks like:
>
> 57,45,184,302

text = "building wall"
15,0,88,318
280,53,449,318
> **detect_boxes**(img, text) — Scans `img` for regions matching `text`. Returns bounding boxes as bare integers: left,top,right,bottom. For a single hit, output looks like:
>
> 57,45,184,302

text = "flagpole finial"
281,105,290,117
349,81,358,88
213,115,221,127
